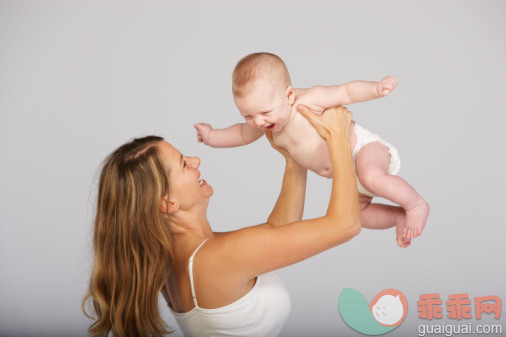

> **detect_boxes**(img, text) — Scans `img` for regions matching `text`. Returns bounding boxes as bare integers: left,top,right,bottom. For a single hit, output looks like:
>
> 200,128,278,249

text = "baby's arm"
194,122,263,148
308,76,398,109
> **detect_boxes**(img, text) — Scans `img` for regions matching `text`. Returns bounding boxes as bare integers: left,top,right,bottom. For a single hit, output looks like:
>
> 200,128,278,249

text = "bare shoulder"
294,87,308,96
294,86,320,100
294,87,325,114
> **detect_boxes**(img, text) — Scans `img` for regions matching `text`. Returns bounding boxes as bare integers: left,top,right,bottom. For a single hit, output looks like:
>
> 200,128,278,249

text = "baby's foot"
402,199,430,241
395,211,411,248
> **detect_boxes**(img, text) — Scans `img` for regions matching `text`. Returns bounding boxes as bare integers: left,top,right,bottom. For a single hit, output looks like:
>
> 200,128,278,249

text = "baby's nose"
253,117,264,127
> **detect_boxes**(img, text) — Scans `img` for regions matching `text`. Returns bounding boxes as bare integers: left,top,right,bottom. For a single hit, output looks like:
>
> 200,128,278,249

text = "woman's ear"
160,196,179,214
286,86,295,105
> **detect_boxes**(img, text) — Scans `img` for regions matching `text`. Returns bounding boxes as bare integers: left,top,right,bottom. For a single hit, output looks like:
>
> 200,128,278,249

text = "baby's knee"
357,168,388,191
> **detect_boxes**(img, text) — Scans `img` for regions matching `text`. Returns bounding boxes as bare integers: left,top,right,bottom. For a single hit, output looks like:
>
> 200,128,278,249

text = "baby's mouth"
264,123,275,130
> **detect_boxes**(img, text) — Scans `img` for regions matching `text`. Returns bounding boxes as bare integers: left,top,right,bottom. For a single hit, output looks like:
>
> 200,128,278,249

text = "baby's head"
232,53,294,132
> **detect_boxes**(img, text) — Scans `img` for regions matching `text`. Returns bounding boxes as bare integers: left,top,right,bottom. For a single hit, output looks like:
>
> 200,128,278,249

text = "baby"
194,53,429,247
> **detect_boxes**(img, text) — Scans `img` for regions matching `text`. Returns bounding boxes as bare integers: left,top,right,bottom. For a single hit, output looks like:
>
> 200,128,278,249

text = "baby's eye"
183,160,187,168
262,111,270,115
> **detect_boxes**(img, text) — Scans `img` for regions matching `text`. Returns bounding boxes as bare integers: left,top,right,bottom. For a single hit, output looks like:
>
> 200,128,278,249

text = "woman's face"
157,141,213,211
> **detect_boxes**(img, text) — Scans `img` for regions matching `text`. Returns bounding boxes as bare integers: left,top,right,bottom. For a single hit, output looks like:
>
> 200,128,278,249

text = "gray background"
0,1,505,336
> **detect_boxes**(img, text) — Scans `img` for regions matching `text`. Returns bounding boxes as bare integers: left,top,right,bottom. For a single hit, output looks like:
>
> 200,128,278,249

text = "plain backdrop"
0,1,505,336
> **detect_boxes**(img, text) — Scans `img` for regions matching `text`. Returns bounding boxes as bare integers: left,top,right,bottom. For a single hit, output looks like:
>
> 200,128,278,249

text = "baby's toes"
410,229,418,239
413,228,421,238
404,228,411,239
400,238,411,248
407,229,415,239
402,228,409,238
397,237,404,248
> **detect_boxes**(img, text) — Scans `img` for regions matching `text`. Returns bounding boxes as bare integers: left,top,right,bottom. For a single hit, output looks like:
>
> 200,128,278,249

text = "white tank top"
168,239,291,337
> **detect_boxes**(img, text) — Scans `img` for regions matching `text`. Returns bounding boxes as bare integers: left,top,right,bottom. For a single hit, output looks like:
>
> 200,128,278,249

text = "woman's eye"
183,160,187,168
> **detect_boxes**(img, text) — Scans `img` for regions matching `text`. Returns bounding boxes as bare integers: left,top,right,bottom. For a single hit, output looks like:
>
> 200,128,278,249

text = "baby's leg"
355,142,429,242
359,195,411,248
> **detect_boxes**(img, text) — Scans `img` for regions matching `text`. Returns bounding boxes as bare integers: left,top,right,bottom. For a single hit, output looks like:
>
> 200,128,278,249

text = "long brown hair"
82,136,174,337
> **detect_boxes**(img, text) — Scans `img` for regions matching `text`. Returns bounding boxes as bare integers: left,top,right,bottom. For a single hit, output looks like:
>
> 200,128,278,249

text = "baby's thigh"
355,142,391,178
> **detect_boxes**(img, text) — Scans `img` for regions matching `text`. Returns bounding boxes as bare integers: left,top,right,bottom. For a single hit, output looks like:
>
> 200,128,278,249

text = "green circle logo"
339,288,408,335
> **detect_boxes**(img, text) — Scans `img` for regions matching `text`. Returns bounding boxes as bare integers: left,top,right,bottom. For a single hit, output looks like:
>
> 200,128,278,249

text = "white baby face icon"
371,294,404,326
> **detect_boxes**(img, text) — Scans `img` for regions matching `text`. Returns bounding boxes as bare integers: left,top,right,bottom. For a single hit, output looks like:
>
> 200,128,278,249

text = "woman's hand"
297,104,352,140
266,131,292,161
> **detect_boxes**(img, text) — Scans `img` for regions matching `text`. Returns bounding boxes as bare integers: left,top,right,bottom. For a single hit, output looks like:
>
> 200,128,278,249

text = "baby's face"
234,78,293,132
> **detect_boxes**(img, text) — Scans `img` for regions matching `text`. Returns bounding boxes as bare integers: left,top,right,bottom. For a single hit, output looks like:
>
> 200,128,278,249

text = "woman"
82,105,361,337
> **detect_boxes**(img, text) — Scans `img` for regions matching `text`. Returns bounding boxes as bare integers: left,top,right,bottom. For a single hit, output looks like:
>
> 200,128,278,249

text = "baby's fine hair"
232,52,291,98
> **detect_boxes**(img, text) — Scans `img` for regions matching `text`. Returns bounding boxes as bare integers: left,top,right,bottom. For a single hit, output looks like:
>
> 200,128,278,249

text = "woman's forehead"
158,141,180,163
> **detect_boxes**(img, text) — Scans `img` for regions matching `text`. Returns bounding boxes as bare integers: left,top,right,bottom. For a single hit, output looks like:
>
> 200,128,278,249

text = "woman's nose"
190,157,200,168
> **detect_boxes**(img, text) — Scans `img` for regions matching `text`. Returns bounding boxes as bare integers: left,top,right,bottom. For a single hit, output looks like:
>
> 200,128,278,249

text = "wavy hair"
82,136,174,337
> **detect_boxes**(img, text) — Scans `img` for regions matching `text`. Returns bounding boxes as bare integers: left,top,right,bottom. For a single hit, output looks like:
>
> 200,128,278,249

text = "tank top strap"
188,239,209,308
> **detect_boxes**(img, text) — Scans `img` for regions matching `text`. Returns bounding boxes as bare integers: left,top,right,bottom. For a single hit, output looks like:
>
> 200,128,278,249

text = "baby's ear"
286,86,295,105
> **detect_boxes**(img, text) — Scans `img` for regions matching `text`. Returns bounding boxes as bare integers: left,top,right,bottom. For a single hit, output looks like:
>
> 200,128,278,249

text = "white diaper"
352,123,401,197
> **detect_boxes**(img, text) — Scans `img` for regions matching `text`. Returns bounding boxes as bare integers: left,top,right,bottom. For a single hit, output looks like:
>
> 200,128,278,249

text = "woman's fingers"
297,104,319,125
326,106,353,135
297,104,328,138
298,104,353,140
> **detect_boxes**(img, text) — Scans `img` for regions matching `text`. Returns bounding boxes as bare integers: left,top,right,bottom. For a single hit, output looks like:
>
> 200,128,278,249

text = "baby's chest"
273,126,333,178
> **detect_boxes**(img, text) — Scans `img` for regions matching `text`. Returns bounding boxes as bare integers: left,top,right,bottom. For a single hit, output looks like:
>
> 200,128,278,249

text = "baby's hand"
194,123,213,145
377,76,399,97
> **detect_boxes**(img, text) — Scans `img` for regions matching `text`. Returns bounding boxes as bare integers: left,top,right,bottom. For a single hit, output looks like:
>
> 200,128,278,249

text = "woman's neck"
168,209,214,240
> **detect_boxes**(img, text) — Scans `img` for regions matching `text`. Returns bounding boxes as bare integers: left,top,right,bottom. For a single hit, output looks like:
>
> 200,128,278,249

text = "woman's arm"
265,132,307,227
210,105,361,280
266,160,307,226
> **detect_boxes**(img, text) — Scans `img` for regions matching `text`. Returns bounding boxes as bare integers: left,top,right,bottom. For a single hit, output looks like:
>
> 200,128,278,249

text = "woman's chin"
203,184,213,197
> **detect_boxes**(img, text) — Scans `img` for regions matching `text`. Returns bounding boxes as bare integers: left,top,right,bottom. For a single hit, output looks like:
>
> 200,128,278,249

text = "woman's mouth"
197,172,207,186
